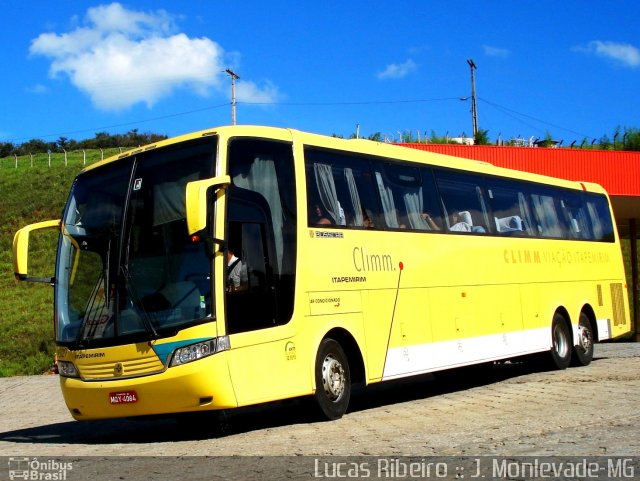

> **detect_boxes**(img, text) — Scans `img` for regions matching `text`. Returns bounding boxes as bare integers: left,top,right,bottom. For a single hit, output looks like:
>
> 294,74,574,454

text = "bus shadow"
0,356,604,445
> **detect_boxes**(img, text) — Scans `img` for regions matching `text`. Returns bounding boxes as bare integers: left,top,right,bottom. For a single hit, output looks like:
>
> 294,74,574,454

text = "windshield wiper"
75,270,108,348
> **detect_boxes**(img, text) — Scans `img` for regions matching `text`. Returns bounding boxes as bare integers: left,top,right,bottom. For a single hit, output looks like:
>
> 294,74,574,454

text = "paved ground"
0,343,638,479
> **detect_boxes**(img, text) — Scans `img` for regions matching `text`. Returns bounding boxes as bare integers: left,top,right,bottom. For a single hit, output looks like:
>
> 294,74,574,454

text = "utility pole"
466,59,478,142
225,68,240,125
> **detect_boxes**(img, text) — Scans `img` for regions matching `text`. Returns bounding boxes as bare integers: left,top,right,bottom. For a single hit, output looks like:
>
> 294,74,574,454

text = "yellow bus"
13,125,631,421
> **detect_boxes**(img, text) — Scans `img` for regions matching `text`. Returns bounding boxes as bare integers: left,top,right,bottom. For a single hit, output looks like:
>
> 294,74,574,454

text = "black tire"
313,338,351,420
571,312,594,366
549,312,572,370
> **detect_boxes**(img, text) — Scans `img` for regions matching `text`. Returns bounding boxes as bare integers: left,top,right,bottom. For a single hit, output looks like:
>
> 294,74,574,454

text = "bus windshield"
55,138,216,347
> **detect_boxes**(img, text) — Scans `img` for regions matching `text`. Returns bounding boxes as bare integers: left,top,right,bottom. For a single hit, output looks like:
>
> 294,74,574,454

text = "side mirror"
185,175,231,234
13,219,61,283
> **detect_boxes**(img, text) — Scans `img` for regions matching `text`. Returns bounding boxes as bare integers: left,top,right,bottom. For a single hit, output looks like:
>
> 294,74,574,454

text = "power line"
10,102,229,143
8,97,462,142
239,97,462,107
478,97,595,140
8,95,596,144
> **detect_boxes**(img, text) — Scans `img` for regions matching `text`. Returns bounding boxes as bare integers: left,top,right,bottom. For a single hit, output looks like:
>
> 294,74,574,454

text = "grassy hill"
0,150,119,375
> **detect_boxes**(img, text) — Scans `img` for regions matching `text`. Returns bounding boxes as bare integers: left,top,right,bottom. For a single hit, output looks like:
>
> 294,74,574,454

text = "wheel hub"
553,324,569,358
321,354,345,401
577,324,593,354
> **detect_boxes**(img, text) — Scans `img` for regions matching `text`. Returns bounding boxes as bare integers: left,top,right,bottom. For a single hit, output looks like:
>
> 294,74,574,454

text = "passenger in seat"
227,248,248,293
311,204,332,226
420,212,441,230
449,211,473,232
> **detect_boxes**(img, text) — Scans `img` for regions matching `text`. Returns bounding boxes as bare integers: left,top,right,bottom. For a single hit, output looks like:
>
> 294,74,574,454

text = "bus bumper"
60,352,237,420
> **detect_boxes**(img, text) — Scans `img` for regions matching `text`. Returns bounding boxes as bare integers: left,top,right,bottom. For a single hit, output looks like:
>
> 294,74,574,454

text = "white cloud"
482,45,510,58
377,59,417,79
29,3,279,110
573,40,640,68
237,80,280,104
25,84,49,94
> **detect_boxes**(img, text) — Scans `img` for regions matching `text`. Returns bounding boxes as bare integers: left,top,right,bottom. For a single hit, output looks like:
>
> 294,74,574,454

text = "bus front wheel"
549,313,572,370
313,338,351,420
571,312,594,366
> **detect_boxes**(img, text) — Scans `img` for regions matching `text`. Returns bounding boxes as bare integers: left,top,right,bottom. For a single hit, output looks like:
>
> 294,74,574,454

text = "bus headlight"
58,361,80,378
169,336,230,367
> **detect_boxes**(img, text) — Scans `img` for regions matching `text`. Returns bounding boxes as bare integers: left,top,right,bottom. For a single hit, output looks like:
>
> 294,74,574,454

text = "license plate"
109,391,138,405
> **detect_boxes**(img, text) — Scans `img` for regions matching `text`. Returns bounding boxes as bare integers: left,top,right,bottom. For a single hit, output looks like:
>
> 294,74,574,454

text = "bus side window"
485,181,533,237
530,192,563,238
304,148,380,230
373,163,443,231
434,170,489,234
559,194,595,240
585,195,615,242
308,162,344,226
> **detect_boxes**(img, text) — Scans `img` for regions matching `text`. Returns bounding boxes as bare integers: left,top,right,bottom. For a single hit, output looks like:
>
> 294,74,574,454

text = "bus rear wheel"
314,338,351,420
572,312,594,366
549,312,572,370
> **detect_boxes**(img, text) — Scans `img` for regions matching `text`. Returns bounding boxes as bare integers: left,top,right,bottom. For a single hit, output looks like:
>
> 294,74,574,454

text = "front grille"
79,355,165,380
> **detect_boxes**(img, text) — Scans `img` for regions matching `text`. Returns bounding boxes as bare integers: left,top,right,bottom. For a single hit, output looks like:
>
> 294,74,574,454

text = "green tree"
0,142,15,158
474,128,491,145
598,134,613,150
56,137,70,150
16,139,55,156
621,127,640,151
428,131,456,144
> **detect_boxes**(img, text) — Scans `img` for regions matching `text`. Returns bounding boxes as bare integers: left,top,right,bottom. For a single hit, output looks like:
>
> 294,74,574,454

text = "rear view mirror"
185,175,230,234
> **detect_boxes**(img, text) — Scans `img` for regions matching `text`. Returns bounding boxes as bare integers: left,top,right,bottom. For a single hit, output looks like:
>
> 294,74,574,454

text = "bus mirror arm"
13,219,61,284
185,175,231,235
203,236,226,259
15,273,55,285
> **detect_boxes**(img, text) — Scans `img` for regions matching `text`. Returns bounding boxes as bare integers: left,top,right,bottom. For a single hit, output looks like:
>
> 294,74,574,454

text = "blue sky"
1,1,639,145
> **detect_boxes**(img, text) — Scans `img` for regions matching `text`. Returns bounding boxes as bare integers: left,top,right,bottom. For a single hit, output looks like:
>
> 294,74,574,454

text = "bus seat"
458,211,473,225
495,215,523,233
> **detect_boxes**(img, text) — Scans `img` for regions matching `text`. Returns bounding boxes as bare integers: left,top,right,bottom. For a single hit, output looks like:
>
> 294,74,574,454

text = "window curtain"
586,202,604,240
344,167,363,226
153,173,198,226
531,195,562,237
404,187,429,230
375,171,398,228
313,163,345,225
518,192,534,235
233,156,284,270
575,207,590,239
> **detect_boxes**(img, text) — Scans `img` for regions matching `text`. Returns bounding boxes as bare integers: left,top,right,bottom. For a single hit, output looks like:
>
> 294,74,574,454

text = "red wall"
402,144,640,197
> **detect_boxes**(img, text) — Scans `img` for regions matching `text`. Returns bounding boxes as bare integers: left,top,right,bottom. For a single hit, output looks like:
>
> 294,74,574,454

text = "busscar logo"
310,230,344,239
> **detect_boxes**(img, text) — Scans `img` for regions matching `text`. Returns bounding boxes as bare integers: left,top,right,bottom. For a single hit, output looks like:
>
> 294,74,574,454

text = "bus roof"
83,125,608,195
